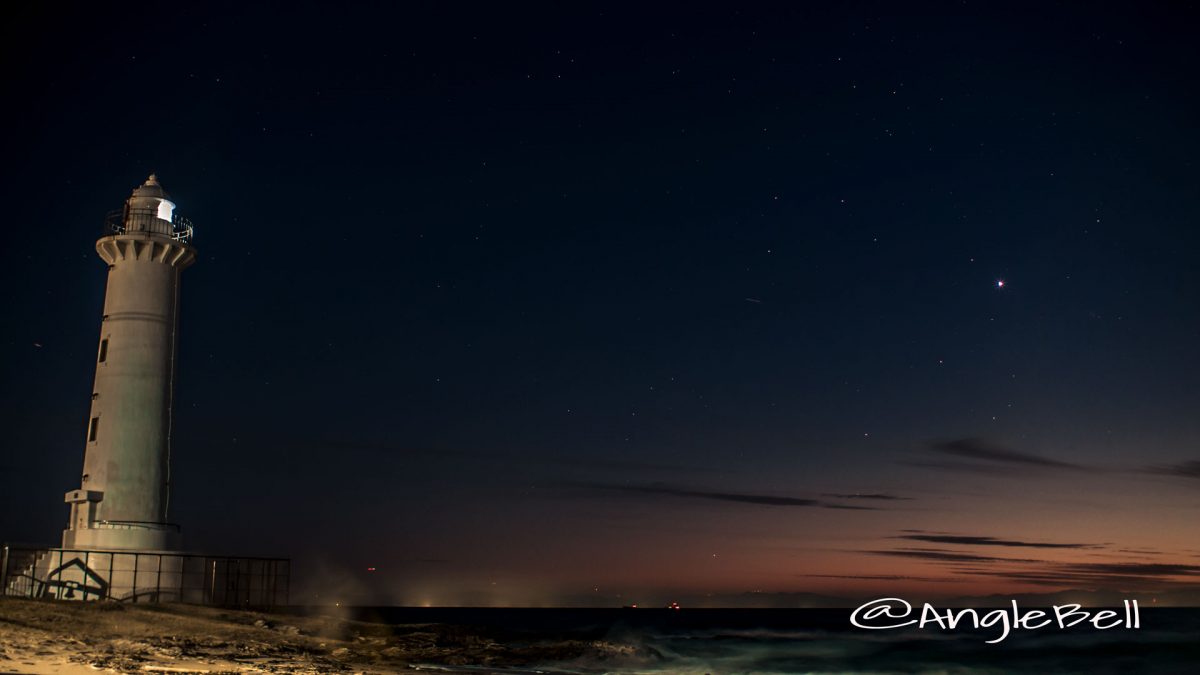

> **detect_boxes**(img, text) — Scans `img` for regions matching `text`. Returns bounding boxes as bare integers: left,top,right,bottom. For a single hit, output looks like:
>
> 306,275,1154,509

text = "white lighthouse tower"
62,174,196,551
1,179,286,603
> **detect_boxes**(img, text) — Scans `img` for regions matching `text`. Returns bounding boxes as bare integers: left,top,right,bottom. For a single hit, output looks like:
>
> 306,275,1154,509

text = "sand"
0,599,635,674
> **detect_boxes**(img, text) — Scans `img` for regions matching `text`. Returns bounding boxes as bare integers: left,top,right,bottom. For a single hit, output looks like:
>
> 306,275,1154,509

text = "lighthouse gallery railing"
104,208,194,244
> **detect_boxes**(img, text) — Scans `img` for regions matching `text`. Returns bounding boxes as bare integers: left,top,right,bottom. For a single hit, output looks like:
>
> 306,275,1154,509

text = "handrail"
93,520,182,533
103,208,195,244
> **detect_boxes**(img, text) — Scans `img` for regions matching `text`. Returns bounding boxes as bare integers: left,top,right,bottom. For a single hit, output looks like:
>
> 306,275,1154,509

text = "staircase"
3,547,50,598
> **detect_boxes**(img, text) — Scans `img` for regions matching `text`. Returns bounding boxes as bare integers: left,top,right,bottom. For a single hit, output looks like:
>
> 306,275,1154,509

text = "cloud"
900,459,1027,475
800,574,953,582
571,482,889,510
614,484,822,506
822,493,912,501
1114,548,1166,556
951,563,1200,589
946,568,1177,588
913,441,1196,483
1062,562,1200,578
866,535,1200,590
895,534,1096,549
552,457,732,474
866,548,1039,565
929,438,1087,470
1144,460,1200,480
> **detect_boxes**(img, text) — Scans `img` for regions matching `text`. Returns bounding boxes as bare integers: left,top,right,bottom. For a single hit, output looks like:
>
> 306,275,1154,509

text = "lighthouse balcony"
104,207,194,244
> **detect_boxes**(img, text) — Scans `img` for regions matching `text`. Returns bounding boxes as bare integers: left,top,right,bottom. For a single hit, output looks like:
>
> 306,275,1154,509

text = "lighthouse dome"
131,173,169,200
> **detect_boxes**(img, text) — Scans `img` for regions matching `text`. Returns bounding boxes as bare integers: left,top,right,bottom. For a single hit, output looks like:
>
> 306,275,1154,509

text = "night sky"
3,3,1199,607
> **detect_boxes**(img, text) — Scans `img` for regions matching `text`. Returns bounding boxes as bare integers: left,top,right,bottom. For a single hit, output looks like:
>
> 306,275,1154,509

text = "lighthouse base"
62,489,182,551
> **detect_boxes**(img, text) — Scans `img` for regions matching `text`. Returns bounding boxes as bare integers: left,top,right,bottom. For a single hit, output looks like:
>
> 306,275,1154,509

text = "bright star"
996,279,1005,288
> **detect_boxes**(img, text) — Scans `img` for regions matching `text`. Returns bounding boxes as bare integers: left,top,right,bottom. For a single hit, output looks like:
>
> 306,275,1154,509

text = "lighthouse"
62,175,196,551
0,176,288,604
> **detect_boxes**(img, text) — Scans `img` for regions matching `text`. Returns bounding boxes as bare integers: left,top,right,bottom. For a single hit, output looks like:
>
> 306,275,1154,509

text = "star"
996,279,1006,288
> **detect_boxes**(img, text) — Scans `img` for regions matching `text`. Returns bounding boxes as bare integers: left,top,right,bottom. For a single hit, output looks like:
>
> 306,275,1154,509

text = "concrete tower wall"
84,240,190,522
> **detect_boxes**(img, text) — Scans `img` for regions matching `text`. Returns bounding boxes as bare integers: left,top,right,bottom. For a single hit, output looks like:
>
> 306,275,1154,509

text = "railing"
1,544,288,606
92,520,182,533
104,208,195,244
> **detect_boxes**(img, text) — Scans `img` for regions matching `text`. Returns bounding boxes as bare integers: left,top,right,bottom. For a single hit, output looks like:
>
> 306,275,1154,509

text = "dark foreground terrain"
2,600,1198,674
0,598,635,674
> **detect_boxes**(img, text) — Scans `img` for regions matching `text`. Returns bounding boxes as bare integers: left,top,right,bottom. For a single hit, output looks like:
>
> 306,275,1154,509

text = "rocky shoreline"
0,599,639,674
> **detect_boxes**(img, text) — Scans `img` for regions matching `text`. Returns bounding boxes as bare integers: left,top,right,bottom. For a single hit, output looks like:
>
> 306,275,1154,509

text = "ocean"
327,607,1200,674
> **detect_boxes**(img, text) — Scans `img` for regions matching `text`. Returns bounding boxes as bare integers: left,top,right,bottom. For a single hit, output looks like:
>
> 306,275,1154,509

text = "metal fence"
1,545,288,607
